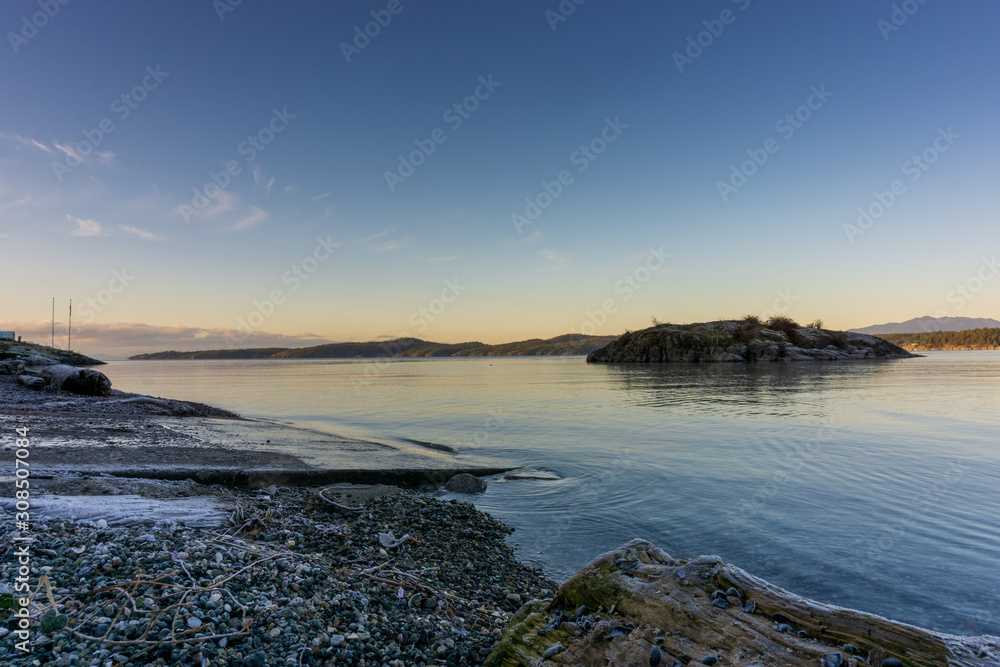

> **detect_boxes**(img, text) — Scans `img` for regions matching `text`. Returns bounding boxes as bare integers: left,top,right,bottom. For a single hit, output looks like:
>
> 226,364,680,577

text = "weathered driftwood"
39,364,112,396
486,539,999,667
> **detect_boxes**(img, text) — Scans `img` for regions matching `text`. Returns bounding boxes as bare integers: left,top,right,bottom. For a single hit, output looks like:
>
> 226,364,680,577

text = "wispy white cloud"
313,193,330,202
117,185,172,216
68,215,103,237
0,131,54,154
356,227,393,244
538,248,570,270
355,226,411,252
0,188,55,217
201,190,240,218
52,140,117,165
179,189,240,222
120,224,164,241
516,229,544,245
1,132,116,167
30,138,52,154
232,206,268,231
372,234,410,252
252,166,275,195
428,254,460,262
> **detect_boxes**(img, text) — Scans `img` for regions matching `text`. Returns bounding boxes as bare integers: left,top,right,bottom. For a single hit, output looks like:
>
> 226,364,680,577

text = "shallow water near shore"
101,352,1000,637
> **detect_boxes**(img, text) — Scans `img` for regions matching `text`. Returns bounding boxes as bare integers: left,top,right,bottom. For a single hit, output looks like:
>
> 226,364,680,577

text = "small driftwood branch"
316,487,363,512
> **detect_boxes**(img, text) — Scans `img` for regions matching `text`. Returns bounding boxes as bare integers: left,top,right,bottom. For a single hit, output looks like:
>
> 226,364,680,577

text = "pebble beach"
0,353,551,666
0,482,555,666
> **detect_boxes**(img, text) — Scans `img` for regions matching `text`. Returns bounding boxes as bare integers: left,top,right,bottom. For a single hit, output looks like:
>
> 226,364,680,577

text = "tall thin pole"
51,297,55,347
68,299,72,351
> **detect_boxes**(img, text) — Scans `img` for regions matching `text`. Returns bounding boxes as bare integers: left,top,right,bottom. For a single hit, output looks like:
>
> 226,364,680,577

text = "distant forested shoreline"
878,328,1000,350
128,334,616,360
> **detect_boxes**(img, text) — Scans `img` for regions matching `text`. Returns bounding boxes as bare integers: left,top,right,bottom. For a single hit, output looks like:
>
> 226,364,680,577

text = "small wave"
504,468,562,481
397,437,457,453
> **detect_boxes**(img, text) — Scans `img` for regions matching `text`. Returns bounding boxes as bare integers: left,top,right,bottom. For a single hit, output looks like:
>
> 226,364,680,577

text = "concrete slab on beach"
21,415,510,488
0,376,511,488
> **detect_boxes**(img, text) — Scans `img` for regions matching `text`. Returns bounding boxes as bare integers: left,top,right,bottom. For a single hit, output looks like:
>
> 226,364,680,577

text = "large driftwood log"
39,364,112,396
486,539,999,667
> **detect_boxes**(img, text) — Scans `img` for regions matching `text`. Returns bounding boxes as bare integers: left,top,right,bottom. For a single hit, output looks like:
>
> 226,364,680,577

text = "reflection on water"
103,353,1000,636
598,360,907,417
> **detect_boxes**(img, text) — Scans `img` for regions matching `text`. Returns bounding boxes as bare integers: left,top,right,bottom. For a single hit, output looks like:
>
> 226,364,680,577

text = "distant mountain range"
851,316,1000,334
128,334,617,360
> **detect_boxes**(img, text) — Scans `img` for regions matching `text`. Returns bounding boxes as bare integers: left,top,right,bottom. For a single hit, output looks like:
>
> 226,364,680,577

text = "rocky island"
587,317,916,364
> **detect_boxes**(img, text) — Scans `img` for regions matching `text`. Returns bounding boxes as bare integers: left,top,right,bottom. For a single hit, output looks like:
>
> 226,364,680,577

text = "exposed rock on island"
587,318,916,363
486,540,999,666
0,338,105,366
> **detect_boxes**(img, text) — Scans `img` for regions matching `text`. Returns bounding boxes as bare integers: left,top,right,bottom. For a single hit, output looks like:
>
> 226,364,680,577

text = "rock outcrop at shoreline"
0,363,240,418
0,338,105,366
587,319,916,363
486,540,1000,666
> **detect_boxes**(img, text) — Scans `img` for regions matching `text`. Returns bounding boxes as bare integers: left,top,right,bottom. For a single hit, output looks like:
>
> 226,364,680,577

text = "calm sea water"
101,353,1000,637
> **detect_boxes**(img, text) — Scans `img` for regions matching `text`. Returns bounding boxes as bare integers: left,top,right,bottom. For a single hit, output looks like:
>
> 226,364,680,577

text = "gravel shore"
1,485,555,666
1,360,546,665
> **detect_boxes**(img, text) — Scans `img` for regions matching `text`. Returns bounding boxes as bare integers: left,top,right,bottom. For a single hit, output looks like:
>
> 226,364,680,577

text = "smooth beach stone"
649,644,662,666
560,621,581,636
542,643,563,659
821,653,844,667
237,652,267,667
702,656,718,665
443,473,487,494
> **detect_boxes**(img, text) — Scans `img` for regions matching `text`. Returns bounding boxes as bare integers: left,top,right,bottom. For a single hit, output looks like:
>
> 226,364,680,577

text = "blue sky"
1,1,999,357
